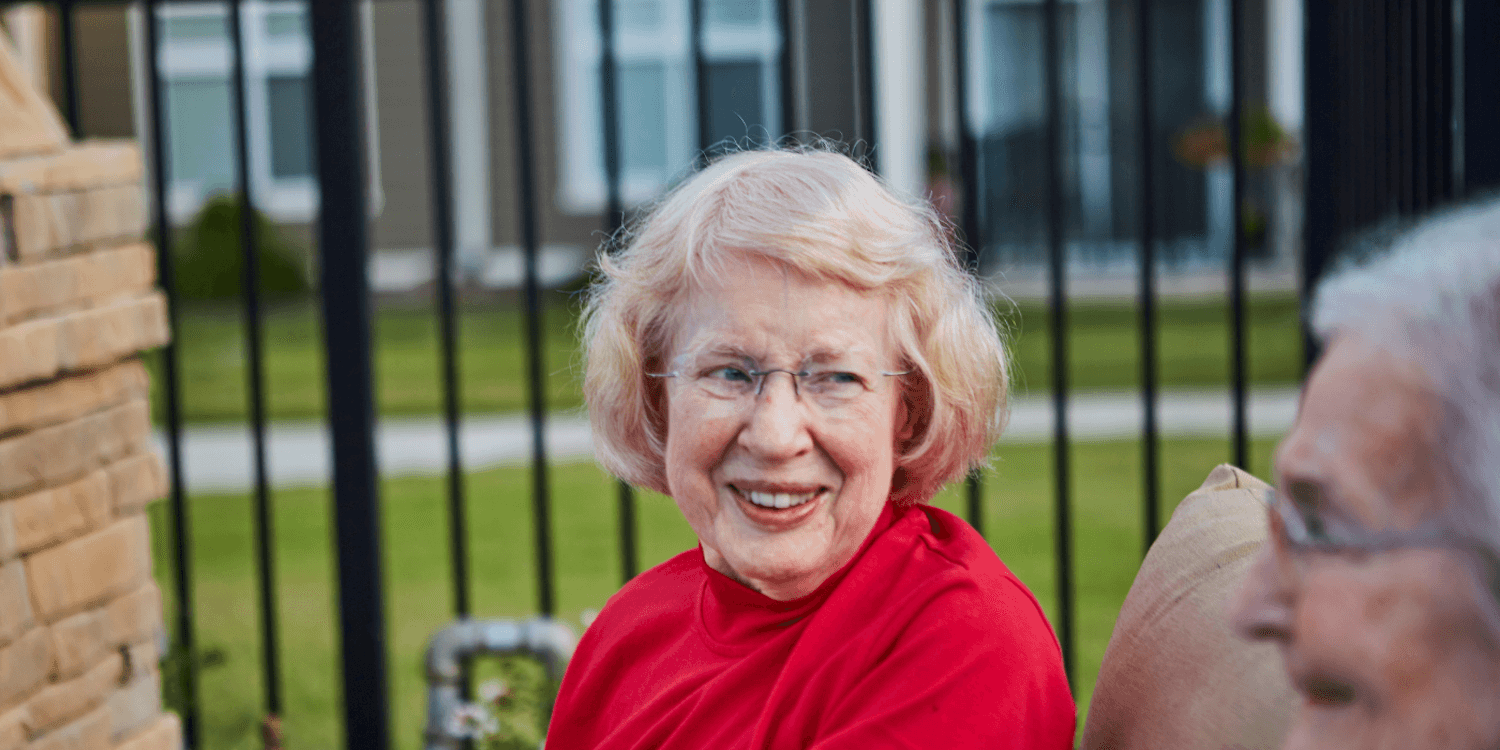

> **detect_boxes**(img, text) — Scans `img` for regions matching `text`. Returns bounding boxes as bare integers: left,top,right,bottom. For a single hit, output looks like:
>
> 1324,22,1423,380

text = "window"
555,0,784,213
132,1,378,224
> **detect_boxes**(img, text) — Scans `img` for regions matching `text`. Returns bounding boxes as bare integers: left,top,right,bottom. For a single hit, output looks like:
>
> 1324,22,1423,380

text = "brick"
23,652,121,737
0,143,142,194
0,707,27,750
0,563,31,647
0,243,156,327
0,399,151,500
26,704,108,750
0,318,60,392
113,713,178,750
0,628,51,710
103,585,161,649
47,611,107,682
108,668,159,743
0,362,149,438
9,185,146,261
56,295,169,372
0,34,69,161
12,471,111,555
108,454,167,518
23,515,150,621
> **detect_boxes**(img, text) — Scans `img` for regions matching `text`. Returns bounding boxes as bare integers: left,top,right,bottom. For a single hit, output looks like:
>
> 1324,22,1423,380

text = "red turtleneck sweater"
545,503,1075,749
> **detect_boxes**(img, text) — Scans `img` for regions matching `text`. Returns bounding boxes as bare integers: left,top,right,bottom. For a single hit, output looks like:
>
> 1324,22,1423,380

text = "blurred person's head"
1231,199,1500,749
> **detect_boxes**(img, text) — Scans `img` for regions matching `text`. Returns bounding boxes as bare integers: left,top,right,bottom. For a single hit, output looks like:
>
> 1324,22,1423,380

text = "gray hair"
1311,198,1500,609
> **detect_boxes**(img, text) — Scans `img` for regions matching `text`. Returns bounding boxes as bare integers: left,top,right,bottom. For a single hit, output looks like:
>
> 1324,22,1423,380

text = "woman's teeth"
745,490,817,509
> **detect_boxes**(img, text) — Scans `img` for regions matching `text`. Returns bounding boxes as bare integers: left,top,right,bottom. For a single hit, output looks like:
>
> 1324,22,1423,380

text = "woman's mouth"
728,484,829,526
744,489,819,509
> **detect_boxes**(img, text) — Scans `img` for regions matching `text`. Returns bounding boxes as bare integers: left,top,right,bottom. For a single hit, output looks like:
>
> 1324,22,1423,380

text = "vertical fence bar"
1042,0,1074,686
690,0,710,156
1300,0,1334,373
420,0,473,620
226,0,284,740
777,0,795,138
949,0,984,536
1228,0,1248,469
598,0,639,583
308,3,392,748
1136,0,1160,550
505,0,557,617
142,3,200,746
856,0,877,170
56,0,80,135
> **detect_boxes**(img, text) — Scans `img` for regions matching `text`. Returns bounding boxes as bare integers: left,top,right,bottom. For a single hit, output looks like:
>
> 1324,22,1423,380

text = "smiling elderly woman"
544,148,1074,749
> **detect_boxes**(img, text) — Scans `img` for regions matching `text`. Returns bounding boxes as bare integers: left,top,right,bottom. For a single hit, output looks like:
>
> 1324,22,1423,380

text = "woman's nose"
737,373,814,460
1229,517,1298,643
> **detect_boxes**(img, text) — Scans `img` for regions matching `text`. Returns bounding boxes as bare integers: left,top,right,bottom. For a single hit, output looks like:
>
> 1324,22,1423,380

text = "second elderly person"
1232,199,1500,750
545,148,1075,748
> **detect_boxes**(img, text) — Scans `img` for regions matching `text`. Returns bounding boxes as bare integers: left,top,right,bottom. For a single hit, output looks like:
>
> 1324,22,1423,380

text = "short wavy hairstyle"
580,147,1009,505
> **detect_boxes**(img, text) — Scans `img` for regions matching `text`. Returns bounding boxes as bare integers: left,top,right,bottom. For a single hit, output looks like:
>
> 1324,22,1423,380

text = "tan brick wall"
0,51,180,750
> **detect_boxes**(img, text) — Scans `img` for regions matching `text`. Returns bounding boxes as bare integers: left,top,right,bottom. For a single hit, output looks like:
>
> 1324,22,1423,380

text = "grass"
150,437,1281,750
147,293,1304,424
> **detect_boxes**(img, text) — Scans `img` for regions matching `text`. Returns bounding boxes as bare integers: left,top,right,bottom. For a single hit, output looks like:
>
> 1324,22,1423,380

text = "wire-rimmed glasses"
1258,486,1500,597
647,357,910,412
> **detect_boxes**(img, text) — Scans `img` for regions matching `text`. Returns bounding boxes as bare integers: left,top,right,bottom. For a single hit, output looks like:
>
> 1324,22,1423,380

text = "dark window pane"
617,62,669,171
706,61,764,148
268,75,313,178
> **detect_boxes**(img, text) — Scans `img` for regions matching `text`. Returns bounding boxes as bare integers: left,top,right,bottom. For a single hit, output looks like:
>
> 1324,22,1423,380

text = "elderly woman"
545,149,1074,748
1231,199,1500,749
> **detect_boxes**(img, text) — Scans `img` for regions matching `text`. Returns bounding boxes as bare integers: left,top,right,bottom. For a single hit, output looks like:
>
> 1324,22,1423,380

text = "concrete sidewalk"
155,387,1300,492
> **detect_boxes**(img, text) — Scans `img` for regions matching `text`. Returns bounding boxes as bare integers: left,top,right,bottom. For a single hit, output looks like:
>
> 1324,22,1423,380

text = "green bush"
174,193,311,301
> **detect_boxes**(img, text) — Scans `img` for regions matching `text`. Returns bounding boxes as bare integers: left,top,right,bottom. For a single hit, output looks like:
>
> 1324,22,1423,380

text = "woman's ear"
894,378,932,452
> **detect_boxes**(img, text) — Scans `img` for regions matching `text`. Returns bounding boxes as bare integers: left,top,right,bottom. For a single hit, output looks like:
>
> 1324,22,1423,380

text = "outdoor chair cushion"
1080,464,1297,750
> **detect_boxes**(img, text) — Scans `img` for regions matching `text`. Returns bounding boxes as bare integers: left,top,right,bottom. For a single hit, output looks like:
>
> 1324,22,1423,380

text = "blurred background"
1,0,1494,748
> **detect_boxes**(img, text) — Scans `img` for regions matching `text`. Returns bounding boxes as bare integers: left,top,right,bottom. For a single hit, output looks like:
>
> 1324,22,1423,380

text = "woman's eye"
708,367,753,383
1303,677,1358,707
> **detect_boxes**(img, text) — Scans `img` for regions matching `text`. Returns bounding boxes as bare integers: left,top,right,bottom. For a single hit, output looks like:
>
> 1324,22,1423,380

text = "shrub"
174,193,311,301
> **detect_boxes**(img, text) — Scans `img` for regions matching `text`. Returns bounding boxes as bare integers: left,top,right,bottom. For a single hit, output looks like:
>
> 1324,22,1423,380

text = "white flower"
447,702,500,740
581,609,600,629
479,678,511,705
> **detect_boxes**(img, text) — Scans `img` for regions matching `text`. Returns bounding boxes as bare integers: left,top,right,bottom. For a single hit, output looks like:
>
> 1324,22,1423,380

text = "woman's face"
661,256,908,601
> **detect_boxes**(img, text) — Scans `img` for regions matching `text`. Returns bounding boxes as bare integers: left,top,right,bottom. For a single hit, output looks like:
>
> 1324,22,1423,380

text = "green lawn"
151,438,1281,750
148,294,1304,423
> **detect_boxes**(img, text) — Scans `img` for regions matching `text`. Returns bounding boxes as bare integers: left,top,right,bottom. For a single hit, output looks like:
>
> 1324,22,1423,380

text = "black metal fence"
26,0,1491,748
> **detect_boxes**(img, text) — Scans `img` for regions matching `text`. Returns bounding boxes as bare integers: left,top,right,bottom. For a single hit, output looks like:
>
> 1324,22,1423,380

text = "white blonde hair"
579,146,1010,505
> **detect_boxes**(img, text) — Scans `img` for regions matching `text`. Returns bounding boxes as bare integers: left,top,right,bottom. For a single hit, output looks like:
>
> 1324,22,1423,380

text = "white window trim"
128,0,383,225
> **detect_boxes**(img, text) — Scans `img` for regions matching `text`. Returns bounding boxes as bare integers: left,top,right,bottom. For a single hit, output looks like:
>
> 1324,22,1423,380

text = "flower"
479,678,511,705
447,702,500,740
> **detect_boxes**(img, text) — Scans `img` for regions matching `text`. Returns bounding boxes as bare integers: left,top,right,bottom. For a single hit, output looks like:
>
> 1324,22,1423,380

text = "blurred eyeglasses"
647,356,909,412
1258,486,1500,598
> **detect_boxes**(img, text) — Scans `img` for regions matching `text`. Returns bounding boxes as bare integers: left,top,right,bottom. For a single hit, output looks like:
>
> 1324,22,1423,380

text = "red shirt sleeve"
810,575,1076,750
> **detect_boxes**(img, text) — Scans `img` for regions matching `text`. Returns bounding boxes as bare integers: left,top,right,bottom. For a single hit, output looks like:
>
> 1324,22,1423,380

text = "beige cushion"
1081,464,1297,750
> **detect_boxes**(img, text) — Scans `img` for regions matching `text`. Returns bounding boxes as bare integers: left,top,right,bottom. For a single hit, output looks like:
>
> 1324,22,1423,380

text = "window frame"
130,0,383,225
554,0,783,215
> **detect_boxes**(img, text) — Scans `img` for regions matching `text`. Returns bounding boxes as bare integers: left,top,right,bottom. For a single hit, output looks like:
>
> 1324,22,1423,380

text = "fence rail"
22,0,1480,747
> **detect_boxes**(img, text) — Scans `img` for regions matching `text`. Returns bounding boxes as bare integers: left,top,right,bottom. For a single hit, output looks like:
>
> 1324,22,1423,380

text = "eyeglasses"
1260,485,1500,603
1259,485,1451,555
647,358,910,412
